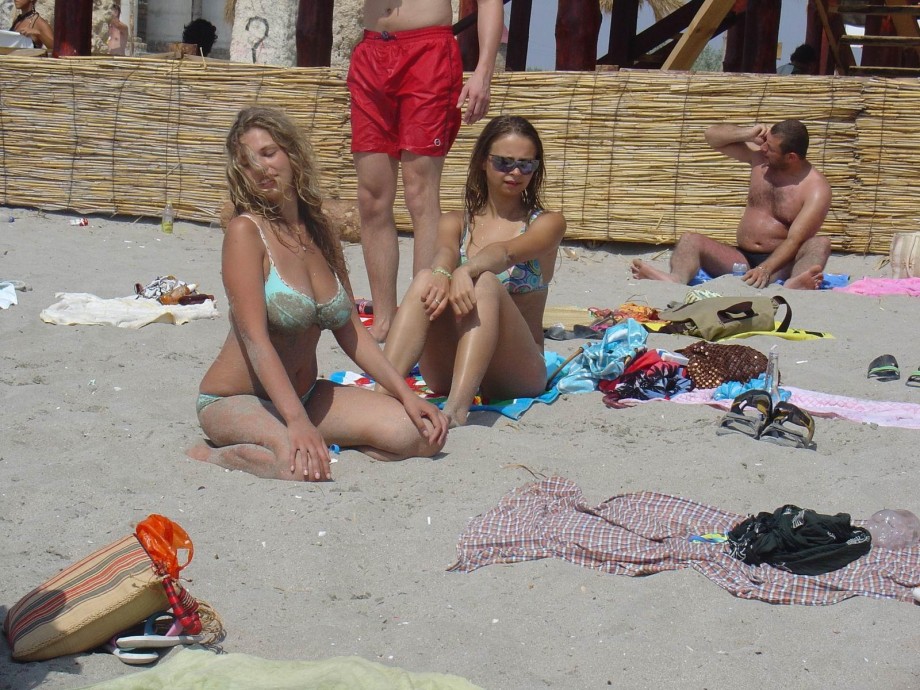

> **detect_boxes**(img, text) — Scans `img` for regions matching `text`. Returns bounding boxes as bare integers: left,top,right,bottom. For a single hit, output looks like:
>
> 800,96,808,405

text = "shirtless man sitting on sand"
631,120,832,290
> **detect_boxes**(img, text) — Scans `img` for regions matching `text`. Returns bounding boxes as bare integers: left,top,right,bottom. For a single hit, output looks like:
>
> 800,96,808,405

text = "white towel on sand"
40,292,218,329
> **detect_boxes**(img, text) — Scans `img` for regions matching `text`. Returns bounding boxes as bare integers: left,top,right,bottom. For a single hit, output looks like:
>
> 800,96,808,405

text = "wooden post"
53,0,93,57
661,0,734,70
458,0,480,71
556,0,602,70
723,15,745,71
805,1,829,73
606,0,639,68
296,0,334,67
505,0,532,71
741,0,781,72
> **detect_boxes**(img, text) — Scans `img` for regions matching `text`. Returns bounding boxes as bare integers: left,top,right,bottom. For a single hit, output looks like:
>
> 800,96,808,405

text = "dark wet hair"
465,115,546,218
182,18,218,57
790,44,817,65
771,119,809,158
226,106,345,282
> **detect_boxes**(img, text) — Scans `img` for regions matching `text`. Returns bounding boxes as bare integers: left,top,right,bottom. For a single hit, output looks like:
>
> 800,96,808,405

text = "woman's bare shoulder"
533,209,567,231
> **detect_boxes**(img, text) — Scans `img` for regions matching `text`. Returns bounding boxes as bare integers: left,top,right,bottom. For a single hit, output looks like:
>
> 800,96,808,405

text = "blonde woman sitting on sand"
381,115,566,427
190,107,448,481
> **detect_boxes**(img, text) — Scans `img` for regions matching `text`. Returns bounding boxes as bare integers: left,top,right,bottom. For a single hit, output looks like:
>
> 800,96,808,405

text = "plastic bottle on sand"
161,201,175,234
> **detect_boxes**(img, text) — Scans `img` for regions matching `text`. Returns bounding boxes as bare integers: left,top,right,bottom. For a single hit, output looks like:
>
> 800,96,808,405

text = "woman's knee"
472,271,503,298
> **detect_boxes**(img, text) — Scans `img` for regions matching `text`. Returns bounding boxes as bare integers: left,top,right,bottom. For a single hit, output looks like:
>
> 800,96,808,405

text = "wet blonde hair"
226,106,345,281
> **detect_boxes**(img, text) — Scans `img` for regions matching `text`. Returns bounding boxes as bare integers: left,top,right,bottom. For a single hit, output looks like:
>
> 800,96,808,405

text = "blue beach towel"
690,269,849,289
329,351,565,421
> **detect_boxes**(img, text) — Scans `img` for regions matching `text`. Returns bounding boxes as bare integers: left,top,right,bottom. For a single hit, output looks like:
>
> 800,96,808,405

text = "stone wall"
228,0,460,68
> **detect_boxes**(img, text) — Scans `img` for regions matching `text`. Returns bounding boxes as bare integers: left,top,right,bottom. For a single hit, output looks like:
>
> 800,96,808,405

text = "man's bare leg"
355,152,400,342
631,232,745,284
784,236,831,290
401,152,446,276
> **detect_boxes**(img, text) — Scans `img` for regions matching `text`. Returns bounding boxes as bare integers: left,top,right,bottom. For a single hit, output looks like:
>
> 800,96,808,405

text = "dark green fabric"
727,505,872,576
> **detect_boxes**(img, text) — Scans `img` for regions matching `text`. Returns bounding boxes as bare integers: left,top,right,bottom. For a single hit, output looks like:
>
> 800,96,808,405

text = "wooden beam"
556,0,602,70
605,0,639,67
53,0,93,57
634,0,704,54
661,0,735,70
883,0,920,62
295,0,334,67
741,0,781,72
458,0,480,71
813,0,856,73
506,0,532,71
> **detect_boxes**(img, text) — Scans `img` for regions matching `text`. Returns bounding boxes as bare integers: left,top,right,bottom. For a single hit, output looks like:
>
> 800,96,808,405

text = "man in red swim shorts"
348,0,503,342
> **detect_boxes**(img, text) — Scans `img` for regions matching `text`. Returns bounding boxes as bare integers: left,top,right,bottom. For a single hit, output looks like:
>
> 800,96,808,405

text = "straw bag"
889,232,920,278
4,515,194,661
659,296,791,341
676,341,768,389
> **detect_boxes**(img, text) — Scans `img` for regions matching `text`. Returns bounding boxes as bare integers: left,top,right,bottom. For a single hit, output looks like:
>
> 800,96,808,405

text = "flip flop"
716,389,772,439
867,354,900,381
906,367,920,388
759,401,816,450
104,642,159,666
115,612,202,649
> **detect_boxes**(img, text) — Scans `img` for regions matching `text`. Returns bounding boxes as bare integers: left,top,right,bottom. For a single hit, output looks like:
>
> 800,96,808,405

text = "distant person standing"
107,4,129,56
778,44,818,75
182,18,218,57
10,0,53,50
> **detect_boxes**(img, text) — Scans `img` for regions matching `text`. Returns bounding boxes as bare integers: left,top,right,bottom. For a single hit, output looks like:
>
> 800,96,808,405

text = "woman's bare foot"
630,259,681,283
186,440,213,462
784,265,824,290
186,441,305,481
442,405,469,428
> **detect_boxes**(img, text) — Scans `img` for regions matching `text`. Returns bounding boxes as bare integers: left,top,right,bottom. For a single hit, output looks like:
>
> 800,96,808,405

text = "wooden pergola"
47,0,920,77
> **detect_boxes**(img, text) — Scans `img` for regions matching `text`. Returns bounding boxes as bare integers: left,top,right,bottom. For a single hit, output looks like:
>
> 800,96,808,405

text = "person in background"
107,4,129,56
182,17,218,57
10,0,53,50
778,44,818,75
631,120,831,290
190,106,448,482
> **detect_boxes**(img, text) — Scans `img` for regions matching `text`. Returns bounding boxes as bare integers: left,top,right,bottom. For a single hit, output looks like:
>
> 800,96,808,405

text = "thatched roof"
599,0,685,22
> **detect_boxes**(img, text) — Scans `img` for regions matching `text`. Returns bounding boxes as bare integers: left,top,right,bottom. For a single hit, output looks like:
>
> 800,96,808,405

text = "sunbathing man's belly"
736,207,790,253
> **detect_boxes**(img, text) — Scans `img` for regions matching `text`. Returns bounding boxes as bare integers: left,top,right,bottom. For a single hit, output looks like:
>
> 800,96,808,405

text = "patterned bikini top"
243,214,352,334
459,209,547,294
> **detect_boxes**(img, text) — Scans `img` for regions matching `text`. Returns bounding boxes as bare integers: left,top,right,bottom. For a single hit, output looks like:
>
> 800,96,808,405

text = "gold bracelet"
432,267,453,281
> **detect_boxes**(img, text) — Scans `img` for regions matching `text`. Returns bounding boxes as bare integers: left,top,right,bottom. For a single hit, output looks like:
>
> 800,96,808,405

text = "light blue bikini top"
459,209,547,294
244,214,352,334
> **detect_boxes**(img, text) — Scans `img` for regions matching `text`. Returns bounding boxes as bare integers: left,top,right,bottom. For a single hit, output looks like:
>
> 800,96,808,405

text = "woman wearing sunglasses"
382,115,566,426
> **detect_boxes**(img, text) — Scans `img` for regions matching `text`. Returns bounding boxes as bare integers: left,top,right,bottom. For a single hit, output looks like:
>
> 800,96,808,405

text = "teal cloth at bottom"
84,648,482,690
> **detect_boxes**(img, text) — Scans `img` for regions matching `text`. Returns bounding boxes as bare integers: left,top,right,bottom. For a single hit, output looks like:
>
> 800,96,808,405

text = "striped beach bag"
3,515,193,661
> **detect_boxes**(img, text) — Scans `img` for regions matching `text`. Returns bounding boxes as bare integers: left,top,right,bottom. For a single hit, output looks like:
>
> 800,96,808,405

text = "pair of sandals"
867,355,920,386
716,389,816,450
104,611,203,665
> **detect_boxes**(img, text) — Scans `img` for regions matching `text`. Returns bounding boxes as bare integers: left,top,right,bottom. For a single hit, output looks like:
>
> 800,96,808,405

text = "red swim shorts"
347,26,463,159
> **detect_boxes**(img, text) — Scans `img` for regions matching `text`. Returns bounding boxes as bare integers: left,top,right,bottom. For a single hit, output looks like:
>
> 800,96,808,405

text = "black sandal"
760,402,816,450
868,354,900,381
716,389,772,439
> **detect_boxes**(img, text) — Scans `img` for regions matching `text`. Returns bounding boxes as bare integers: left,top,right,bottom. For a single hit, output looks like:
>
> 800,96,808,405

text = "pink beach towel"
832,277,920,297
626,386,920,430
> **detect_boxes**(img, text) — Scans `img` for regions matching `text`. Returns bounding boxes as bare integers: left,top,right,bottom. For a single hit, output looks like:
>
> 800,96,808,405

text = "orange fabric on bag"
135,514,193,580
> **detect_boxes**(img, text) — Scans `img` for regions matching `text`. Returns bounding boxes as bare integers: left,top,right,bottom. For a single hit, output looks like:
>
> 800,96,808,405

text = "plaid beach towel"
450,477,920,606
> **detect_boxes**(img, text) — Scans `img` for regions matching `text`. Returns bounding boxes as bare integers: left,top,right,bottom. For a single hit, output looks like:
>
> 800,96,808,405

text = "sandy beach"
2,208,919,689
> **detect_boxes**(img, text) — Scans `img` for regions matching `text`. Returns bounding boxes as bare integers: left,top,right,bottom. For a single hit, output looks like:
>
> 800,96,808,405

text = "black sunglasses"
489,155,540,175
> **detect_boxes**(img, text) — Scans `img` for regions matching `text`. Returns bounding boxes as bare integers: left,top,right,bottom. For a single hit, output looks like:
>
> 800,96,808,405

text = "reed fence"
1,56,917,254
